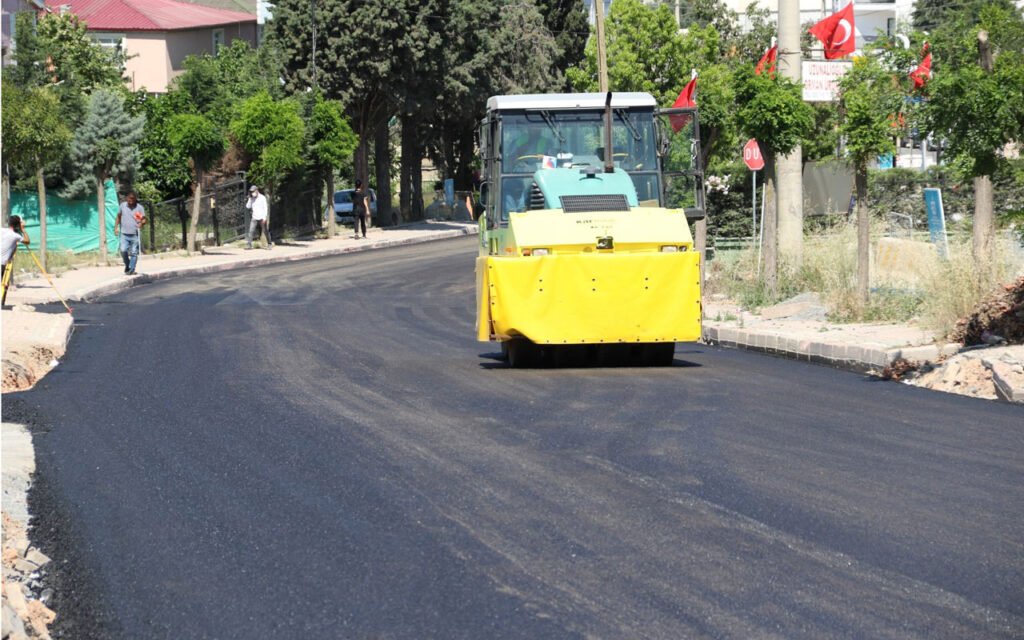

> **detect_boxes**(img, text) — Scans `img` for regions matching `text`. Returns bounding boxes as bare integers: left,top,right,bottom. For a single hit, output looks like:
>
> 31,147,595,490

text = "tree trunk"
187,170,203,253
36,164,47,272
356,135,370,190
400,116,414,222
326,168,336,238
97,173,108,265
973,174,994,287
762,154,778,296
855,162,870,306
375,123,392,226
412,153,424,221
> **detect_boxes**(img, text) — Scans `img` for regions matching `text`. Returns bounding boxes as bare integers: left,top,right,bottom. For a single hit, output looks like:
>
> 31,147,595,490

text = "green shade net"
10,179,120,253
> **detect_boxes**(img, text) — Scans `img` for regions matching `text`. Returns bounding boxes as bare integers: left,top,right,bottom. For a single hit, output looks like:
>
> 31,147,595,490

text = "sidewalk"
703,295,1024,404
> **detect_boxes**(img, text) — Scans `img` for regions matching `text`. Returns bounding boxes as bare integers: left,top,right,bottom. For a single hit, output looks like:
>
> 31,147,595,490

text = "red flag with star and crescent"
756,45,777,76
910,43,932,88
809,3,855,60
669,75,697,133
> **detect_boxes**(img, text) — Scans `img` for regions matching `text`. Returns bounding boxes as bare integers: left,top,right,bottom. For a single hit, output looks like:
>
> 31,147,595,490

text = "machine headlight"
532,248,550,256
659,245,678,252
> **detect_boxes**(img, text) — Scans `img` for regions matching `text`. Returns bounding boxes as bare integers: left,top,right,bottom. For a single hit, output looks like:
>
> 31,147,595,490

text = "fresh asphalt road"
13,236,1024,639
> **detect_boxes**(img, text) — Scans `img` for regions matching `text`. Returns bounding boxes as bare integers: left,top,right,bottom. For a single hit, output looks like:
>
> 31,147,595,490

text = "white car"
325,188,377,224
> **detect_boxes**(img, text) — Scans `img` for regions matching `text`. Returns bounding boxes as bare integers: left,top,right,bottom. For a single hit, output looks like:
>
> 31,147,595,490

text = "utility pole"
776,0,804,266
595,0,609,92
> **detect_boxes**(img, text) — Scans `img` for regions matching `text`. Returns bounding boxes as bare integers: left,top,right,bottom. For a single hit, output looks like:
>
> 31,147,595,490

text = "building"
62,0,257,92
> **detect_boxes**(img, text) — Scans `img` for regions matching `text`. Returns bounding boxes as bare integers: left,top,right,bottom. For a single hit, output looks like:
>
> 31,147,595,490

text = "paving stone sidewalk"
703,297,1024,404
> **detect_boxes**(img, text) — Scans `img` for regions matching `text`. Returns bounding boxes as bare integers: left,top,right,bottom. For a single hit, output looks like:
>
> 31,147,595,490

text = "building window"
212,28,225,52
90,32,125,51
887,18,896,36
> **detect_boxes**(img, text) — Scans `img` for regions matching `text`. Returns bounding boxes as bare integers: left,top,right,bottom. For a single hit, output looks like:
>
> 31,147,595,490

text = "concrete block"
25,548,50,568
940,342,961,357
12,537,30,558
765,334,779,352
703,326,718,342
5,579,28,617
3,601,27,639
897,345,940,363
13,559,37,573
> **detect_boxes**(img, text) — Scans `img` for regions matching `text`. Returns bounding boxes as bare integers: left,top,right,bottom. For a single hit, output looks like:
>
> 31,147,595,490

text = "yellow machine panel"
478,251,701,344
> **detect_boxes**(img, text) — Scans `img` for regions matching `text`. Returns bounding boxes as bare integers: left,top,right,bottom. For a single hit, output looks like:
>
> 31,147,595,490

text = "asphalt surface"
11,235,1024,639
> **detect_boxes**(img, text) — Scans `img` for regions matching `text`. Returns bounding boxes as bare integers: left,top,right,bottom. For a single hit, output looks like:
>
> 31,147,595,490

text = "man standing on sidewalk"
115,192,146,276
245,185,273,250
1,215,31,305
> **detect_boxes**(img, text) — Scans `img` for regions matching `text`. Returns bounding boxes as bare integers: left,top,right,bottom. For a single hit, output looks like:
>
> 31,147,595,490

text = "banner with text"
802,60,852,102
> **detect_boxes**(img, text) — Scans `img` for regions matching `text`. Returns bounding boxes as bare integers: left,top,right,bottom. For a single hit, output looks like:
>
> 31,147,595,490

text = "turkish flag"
910,43,931,88
809,4,855,59
670,76,697,133
756,45,777,76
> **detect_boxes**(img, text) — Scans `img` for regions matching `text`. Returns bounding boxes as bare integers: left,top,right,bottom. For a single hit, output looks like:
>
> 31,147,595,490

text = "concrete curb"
702,323,961,374
63,225,476,303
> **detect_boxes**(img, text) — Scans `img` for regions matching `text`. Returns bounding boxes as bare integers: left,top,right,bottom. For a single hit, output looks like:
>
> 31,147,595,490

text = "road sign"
743,139,764,171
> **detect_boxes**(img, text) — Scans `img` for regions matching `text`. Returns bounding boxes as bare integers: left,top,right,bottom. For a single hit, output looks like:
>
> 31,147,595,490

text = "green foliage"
803,103,839,164
175,40,283,128
7,12,48,87
536,0,589,88
1,81,72,174
837,55,902,164
924,4,1024,178
913,0,1015,32
35,12,127,93
167,114,227,176
568,0,699,105
230,92,305,188
308,96,358,171
65,89,145,197
133,90,195,199
733,64,814,158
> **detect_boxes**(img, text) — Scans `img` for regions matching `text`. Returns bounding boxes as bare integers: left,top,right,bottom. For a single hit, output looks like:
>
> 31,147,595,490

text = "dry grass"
707,223,1021,335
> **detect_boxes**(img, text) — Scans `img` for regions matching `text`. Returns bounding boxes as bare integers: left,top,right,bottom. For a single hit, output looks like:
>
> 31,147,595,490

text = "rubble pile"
951,276,1024,346
2,513,55,640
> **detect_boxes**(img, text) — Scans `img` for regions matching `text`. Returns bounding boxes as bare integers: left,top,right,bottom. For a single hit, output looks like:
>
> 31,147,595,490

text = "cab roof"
486,92,657,112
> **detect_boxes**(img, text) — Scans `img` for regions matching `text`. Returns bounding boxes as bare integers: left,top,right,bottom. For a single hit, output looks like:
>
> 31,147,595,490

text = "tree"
1,81,73,270
175,40,284,129
132,90,196,200
535,0,589,90
913,0,1014,32
733,64,814,294
925,4,1024,282
837,53,905,304
308,95,358,237
167,114,227,252
66,90,145,263
230,92,305,222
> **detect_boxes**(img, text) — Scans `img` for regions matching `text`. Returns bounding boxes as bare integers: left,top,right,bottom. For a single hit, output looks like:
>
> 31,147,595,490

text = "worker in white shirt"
245,185,273,250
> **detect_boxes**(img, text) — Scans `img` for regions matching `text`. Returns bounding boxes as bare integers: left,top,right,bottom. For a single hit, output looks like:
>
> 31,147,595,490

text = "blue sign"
877,153,894,169
444,179,455,207
923,188,948,259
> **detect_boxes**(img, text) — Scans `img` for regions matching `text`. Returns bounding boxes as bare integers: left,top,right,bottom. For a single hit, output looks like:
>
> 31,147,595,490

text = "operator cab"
478,92,703,227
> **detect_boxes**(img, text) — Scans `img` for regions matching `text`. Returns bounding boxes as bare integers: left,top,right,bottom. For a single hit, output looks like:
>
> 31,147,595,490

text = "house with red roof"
60,0,257,92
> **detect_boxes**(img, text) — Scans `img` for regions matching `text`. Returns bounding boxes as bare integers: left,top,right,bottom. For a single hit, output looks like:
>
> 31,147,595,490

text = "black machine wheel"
506,338,541,368
642,342,675,367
